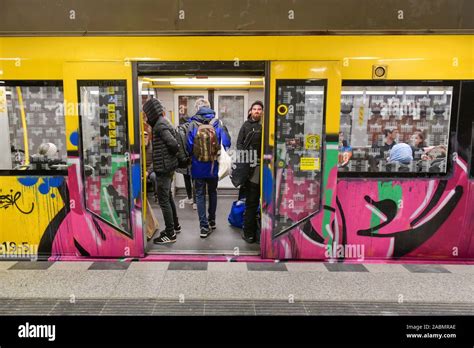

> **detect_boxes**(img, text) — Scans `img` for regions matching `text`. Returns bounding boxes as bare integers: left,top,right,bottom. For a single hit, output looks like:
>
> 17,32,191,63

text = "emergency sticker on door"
300,157,320,171
305,134,320,150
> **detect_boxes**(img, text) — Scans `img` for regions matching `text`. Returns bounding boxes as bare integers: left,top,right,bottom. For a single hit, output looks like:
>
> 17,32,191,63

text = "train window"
338,84,454,175
456,81,474,178
0,81,66,171
273,79,325,236
78,81,131,234
471,124,474,178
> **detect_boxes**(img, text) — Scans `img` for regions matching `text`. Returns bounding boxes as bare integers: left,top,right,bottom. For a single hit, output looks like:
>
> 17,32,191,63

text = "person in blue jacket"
187,98,231,238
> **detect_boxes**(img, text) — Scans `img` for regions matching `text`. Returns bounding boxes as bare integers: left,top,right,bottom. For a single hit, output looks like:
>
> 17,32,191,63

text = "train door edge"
261,61,342,260
61,61,144,258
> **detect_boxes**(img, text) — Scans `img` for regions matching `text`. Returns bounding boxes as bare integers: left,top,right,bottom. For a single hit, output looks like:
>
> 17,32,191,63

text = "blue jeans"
194,178,218,229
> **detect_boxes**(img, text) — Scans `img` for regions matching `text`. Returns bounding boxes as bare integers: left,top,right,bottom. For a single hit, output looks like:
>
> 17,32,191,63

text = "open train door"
58,61,144,258
261,61,342,260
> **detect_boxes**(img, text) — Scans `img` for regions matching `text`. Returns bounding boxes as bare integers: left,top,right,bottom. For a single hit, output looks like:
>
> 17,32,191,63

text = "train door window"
274,80,325,236
456,81,474,178
172,92,208,189
174,92,208,126
214,91,249,188
78,81,132,235
214,91,249,151
338,82,456,176
0,81,66,172
471,124,474,178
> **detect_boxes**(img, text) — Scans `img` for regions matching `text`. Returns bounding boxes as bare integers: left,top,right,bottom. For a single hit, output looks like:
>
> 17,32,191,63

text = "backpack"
176,123,192,169
193,118,220,162
228,200,246,228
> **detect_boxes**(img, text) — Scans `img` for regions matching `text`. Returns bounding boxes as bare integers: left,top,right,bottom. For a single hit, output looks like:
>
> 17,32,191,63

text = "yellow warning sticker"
108,104,116,112
107,86,115,94
305,134,320,150
300,157,320,171
358,106,364,126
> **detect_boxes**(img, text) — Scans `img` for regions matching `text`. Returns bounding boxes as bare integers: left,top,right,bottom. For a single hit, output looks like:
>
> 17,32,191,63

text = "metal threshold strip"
0,299,473,316
146,249,260,256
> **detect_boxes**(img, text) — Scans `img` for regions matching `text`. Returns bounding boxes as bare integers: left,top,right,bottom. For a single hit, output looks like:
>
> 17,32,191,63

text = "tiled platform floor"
0,261,473,316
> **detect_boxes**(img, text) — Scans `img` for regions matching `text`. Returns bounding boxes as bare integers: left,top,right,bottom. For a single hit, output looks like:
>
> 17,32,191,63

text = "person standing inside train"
237,101,263,243
143,98,181,244
187,98,231,238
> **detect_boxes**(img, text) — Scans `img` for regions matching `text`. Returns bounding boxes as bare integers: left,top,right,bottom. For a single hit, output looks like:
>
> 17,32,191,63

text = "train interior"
138,68,265,255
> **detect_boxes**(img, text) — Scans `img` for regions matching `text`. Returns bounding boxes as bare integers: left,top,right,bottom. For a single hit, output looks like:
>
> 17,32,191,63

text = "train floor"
146,193,260,255
0,261,473,315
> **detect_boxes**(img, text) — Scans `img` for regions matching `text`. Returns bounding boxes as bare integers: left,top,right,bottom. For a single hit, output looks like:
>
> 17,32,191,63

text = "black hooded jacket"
236,117,262,161
146,107,179,174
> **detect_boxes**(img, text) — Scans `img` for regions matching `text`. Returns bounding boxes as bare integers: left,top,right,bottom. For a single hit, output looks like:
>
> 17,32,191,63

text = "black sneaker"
174,224,182,234
241,232,255,244
209,220,216,230
153,232,176,244
200,227,210,238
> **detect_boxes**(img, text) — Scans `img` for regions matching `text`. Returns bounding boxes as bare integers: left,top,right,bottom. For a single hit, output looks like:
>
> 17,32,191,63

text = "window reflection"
338,85,453,174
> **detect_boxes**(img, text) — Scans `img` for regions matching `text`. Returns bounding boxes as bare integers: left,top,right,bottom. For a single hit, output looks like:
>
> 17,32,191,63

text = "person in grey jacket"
143,98,181,244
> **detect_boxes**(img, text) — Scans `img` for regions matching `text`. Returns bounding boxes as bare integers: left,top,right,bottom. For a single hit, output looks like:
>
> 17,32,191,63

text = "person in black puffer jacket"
143,98,181,244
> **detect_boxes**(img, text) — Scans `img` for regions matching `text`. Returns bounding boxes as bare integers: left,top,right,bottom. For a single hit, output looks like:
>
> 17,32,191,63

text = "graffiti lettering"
0,190,34,215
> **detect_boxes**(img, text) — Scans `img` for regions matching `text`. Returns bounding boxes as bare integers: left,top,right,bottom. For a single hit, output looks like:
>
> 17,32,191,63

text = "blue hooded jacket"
186,107,231,179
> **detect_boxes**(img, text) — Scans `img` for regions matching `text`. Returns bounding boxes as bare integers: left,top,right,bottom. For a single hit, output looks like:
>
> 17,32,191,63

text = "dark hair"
250,100,264,109
383,129,393,137
413,129,426,148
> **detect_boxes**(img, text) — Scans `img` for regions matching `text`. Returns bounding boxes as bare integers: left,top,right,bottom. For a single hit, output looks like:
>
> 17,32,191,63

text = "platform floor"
147,194,260,255
0,261,473,315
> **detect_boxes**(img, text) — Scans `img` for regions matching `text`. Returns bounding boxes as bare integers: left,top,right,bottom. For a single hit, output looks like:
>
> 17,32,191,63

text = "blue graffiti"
17,176,64,197
131,163,141,200
70,131,79,147
18,177,39,187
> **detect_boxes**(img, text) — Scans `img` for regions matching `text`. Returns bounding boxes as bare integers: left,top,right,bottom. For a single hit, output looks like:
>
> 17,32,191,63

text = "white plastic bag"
218,145,232,180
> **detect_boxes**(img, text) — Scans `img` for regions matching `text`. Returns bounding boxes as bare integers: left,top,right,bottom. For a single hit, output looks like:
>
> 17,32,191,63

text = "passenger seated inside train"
10,142,66,171
338,131,352,169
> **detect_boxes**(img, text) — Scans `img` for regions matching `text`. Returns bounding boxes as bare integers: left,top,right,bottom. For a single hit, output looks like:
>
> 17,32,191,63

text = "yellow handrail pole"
16,87,29,165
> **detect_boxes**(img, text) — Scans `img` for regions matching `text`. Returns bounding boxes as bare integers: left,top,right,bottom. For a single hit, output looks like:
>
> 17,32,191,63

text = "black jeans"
243,181,260,239
183,173,195,202
155,172,179,235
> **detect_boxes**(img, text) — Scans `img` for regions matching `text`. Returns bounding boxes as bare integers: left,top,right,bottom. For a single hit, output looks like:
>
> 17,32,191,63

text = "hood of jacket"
191,107,216,123
143,98,164,128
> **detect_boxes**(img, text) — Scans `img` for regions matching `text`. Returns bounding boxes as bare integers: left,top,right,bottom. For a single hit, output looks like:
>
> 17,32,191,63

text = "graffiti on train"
266,157,471,261
0,189,34,214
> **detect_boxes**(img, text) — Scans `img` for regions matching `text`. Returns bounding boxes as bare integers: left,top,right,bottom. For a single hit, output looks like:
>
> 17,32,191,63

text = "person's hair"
413,129,425,147
383,129,393,137
38,142,58,157
250,100,264,110
247,107,252,118
195,98,211,111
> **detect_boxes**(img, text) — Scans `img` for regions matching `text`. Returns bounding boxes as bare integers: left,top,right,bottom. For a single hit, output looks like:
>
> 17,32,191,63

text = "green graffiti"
321,143,338,243
369,181,402,234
